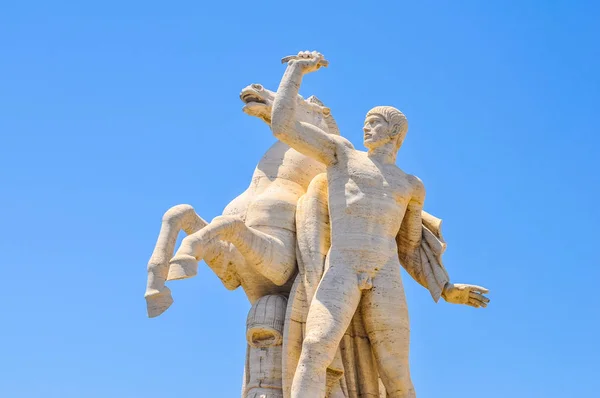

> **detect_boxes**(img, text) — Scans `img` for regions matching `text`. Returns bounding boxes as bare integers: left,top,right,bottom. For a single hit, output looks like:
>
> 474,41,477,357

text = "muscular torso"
327,146,415,270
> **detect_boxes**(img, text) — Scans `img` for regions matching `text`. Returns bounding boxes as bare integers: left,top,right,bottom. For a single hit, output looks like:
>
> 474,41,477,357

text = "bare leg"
291,262,361,398
361,261,415,398
169,216,296,286
145,204,208,318
295,173,329,303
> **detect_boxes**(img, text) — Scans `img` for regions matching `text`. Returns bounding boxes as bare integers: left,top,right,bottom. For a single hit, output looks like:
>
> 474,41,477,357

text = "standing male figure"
271,51,489,398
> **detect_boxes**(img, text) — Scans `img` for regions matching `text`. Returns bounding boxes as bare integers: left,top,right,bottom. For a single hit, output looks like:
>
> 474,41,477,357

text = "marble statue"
271,51,489,398
144,82,339,317
144,51,490,398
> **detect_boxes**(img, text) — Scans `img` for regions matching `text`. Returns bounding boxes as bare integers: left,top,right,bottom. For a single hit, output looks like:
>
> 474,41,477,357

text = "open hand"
442,282,490,308
287,51,327,74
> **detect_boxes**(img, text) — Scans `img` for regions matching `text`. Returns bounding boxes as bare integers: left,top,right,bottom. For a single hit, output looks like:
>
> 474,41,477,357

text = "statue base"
243,294,287,398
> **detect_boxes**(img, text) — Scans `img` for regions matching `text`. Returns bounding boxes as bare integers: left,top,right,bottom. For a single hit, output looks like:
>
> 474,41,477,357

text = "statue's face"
240,83,331,133
363,114,391,149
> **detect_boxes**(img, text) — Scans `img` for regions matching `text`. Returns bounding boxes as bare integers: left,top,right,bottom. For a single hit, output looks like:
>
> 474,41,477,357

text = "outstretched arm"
398,177,490,308
271,51,344,166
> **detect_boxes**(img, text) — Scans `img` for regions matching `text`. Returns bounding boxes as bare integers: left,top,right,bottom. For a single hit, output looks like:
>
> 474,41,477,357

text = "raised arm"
271,51,343,166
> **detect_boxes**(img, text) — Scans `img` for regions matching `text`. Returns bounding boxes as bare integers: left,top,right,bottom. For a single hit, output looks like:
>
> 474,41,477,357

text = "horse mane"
307,95,340,136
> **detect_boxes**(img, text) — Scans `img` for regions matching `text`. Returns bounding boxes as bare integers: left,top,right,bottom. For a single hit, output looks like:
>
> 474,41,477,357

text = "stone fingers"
469,291,490,303
469,285,489,294
468,293,488,308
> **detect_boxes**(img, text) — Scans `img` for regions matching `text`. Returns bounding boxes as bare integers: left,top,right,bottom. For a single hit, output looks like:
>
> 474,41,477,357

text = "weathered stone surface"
272,51,489,398
144,51,490,398
244,295,287,398
144,82,340,318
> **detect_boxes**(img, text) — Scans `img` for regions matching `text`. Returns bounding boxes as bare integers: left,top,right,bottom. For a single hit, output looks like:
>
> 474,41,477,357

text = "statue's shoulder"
404,173,425,197
329,134,354,150
408,174,425,197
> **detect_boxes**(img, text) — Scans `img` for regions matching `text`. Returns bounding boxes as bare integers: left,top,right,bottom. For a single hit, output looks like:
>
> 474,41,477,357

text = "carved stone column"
243,294,287,398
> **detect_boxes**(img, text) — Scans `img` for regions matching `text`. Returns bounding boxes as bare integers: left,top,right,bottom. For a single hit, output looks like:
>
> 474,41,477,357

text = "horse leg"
145,204,207,318
201,239,244,291
169,216,296,286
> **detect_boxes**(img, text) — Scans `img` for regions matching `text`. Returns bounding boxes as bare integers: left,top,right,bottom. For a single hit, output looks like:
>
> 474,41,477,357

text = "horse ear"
307,95,324,106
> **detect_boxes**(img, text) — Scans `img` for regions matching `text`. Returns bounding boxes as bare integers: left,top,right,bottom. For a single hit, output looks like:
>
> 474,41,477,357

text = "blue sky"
1,1,599,397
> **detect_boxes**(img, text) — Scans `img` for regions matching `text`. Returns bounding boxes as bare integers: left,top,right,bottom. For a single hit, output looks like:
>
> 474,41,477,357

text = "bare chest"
331,151,413,206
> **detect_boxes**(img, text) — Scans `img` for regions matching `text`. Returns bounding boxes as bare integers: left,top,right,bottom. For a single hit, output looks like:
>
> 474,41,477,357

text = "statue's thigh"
254,225,295,247
361,266,414,395
305,264,360,342
251,225,297,265
361,263,410,344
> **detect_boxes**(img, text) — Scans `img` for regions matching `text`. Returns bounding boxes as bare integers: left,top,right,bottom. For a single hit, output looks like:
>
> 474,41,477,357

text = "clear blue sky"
1,1,599,397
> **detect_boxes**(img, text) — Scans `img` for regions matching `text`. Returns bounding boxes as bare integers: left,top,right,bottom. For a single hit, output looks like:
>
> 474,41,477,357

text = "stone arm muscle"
396,178,429,288
273,117,339,166
271,63,347,166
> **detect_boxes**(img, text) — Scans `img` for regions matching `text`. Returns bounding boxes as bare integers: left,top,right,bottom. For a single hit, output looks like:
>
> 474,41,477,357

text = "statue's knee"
163,204,194,222
380,363,414,398
301,337,335,370
179,234,197,251
219,215,244,224
211,215,244,234
386,383,416,398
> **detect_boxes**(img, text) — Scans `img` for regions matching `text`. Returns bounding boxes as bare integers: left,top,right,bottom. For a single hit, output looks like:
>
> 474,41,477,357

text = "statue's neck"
367,141,398,164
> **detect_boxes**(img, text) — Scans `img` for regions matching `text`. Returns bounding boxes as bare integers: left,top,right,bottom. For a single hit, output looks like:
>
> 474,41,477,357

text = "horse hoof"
168,255,198,280
145,286,174,318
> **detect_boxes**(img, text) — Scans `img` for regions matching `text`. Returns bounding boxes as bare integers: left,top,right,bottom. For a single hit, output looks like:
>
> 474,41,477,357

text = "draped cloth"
281,174,449,397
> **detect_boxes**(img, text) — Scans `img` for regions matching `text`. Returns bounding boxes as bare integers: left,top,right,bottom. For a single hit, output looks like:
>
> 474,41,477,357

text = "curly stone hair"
366,106,408,148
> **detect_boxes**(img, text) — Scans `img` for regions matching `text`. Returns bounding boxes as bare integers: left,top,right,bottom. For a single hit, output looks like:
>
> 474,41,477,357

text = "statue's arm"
397,178,490,307
271,57,348,166
398,177,451,294
397,177,427,275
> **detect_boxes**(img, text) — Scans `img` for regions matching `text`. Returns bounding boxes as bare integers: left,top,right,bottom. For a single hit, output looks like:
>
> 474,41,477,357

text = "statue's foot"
145,286,174,318
168,254,198,281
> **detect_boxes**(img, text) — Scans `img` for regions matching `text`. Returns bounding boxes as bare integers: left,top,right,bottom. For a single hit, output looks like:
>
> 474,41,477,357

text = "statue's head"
240,83,339,135
363,106,408,151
